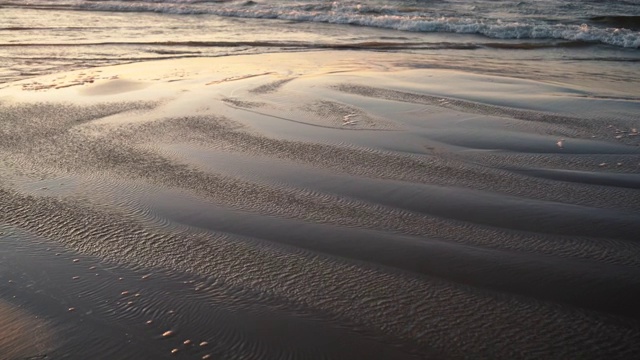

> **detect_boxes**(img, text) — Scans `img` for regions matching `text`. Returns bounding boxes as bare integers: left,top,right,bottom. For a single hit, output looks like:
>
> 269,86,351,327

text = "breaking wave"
6,0,640,48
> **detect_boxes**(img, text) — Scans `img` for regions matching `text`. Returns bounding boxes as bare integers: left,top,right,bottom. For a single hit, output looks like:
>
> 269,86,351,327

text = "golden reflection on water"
0,299,55,359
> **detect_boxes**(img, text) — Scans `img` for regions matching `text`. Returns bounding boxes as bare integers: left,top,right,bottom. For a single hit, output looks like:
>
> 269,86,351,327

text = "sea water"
1,0,639,86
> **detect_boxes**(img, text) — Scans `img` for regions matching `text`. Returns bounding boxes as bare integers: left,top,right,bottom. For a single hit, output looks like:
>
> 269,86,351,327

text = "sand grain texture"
1,52,639,359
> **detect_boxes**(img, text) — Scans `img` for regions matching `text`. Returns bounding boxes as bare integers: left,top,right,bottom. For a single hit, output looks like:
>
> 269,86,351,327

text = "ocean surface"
1,1,640,360
1,0,640,85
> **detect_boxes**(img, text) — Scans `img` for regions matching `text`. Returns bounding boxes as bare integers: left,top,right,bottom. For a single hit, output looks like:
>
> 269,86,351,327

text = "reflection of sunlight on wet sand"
1,50,640,358
0,299,54,359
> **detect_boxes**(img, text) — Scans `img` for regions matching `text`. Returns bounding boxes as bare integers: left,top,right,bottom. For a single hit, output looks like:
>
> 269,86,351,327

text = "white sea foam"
71,1,640,48
7,0,639,48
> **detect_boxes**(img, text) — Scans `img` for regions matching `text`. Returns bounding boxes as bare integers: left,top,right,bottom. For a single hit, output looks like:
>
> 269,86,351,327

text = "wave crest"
11,1,640,48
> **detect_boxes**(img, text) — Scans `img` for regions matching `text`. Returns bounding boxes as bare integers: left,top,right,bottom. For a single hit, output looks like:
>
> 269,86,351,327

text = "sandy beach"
1,51,640,359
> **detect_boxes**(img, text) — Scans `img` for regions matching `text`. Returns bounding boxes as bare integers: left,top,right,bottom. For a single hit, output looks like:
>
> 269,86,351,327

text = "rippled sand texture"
1,52,640,359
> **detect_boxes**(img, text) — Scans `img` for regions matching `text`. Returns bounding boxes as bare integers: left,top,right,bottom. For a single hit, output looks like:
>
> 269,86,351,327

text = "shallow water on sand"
1,52,640,359
2,1,640,87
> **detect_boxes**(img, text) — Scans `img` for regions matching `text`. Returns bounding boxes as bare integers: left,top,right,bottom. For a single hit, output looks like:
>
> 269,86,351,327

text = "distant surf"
3,0,640,48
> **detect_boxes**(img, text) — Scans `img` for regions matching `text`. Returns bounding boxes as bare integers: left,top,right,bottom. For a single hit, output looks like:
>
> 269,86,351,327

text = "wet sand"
1,51,640,359
0,297,54,359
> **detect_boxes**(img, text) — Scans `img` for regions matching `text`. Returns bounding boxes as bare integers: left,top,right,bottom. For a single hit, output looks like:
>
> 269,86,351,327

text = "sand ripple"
1,52,639,358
